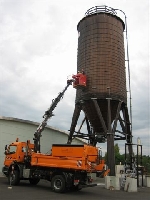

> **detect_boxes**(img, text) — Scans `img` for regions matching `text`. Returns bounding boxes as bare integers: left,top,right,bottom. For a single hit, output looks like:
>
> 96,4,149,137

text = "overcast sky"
0,0,149,155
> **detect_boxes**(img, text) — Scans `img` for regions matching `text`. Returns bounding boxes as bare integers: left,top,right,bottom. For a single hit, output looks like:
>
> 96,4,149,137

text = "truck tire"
8,170,20,186
51,175,66,193
29,178,40,185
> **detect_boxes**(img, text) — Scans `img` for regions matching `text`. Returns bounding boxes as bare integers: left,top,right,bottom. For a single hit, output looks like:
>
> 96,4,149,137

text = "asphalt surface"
0,177,150,200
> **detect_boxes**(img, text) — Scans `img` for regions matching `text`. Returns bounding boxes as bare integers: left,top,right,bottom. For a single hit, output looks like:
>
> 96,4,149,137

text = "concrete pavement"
0,177,149,200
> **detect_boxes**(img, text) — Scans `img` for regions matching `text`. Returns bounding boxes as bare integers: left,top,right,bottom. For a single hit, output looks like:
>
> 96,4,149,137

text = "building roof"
0,116,86,144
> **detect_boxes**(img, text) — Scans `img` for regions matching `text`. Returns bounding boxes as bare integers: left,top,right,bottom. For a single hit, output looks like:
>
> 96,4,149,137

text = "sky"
0,0,149,156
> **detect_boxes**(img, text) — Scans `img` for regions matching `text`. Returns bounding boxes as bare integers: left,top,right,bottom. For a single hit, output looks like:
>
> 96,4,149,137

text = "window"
9,145,17,154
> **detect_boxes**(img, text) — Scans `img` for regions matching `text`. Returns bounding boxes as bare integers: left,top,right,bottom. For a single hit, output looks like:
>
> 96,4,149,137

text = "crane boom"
33,79,73,152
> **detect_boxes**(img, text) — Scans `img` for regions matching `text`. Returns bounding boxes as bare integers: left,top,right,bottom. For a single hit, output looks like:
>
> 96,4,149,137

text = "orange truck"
2,78,108,193
3,139,102,192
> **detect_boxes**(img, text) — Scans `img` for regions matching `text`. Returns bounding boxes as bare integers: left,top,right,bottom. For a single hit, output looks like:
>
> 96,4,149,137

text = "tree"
141,155,150,174
114,143,120,155
104,143,125,165
104,144,150,173
114,143,125,165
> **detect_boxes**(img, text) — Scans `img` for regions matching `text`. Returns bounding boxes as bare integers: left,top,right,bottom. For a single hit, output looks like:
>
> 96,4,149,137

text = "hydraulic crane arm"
33,79,73,153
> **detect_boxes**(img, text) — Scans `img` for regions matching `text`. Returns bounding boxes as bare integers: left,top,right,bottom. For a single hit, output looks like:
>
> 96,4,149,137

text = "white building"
0,116,85,176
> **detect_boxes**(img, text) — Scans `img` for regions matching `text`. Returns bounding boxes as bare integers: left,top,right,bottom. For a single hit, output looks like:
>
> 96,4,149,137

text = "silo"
68,6,132,176
76,8,126,134
76,10,126,104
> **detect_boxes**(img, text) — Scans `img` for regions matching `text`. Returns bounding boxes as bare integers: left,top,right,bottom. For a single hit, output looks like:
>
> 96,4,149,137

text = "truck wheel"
8,170,20,186
51,175,66,193
29,178,40,185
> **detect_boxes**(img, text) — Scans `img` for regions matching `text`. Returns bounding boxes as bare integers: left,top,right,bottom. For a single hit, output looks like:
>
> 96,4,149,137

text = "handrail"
85,5,117,17
115,8,132,135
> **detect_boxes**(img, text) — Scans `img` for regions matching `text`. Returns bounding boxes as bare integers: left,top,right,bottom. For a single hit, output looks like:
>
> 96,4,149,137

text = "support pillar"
107,98,115,176
107,133,115,176
67,104,81,144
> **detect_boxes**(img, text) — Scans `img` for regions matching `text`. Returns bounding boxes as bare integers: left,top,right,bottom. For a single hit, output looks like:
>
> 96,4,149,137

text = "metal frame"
125,143,143,187
68,99,132,176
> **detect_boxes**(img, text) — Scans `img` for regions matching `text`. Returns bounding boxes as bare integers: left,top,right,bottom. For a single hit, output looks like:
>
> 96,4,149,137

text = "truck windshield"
8,145,17,154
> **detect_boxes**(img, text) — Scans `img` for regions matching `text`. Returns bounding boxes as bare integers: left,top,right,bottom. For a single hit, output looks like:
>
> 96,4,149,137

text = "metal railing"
85,5,117,17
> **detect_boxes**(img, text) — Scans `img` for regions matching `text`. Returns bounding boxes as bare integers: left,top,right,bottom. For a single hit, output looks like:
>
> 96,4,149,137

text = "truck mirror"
5,145,7,150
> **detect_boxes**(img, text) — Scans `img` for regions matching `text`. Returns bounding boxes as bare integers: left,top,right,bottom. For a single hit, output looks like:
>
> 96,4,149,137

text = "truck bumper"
2,166,9,176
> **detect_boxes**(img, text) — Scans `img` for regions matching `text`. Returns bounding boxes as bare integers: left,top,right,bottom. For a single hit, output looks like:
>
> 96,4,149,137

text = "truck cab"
3,139,34,176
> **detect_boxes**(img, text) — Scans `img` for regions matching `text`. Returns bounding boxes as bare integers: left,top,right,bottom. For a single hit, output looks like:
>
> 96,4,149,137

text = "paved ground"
0,177,149,200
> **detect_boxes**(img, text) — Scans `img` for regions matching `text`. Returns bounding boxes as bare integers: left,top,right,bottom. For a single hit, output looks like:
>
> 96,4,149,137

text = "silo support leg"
67,105,81,144
107,133,115,176
107,98,115,176
124,106,132,143
92,99,107,133
77,117,86,133
112,101,122,133
118,114,126,133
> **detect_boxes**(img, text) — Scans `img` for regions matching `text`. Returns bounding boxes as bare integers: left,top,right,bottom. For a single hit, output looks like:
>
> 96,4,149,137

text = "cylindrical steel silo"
68,5,132,154
76,11,126,103
68,6,132,176
75,8,126,132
